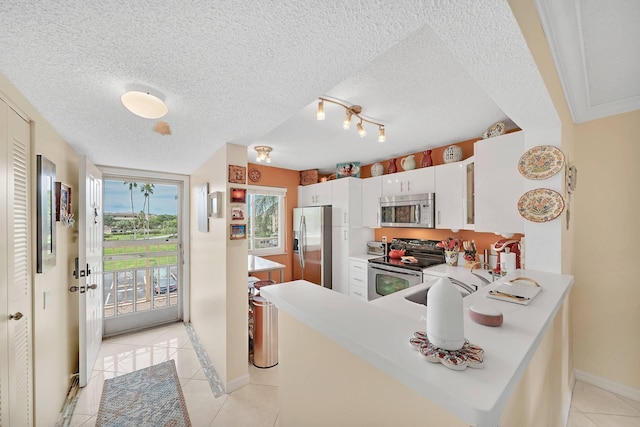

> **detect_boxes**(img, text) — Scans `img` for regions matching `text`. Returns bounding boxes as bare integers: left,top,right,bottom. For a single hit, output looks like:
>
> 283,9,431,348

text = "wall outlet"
381,236,387,243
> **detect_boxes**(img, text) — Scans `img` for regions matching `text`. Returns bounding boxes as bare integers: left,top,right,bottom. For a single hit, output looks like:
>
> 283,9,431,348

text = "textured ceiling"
1,1,559,174
536,0,640,123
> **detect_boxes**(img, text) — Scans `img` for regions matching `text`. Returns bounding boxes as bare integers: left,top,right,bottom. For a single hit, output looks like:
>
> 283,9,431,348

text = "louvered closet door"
0,99,33,426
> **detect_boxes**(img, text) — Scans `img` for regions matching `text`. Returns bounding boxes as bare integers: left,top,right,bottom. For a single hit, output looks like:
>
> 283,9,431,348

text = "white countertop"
261,269,573,427
349,253,382,262
247,255,285,273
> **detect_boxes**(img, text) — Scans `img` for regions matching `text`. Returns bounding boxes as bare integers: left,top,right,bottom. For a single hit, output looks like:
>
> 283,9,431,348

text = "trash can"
252,296,278,368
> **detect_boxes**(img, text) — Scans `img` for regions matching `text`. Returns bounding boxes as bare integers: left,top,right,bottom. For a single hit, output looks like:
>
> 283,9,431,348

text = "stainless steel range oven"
367,239,445,300
368,262,424,300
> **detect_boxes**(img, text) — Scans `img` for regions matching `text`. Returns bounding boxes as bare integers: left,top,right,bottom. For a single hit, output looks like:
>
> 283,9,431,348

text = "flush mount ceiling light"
255,146,272,163
316,97,386,143
121,88,168,119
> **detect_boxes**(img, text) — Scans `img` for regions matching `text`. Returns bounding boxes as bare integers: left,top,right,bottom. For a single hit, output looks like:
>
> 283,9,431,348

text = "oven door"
367,263,423,300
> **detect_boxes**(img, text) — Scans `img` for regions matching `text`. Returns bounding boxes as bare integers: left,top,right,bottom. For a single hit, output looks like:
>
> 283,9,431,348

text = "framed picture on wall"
37,155,56,273
228,165,246,184
230,188,246,203
230,224,246,240
231,207,245,220
55,182,71,222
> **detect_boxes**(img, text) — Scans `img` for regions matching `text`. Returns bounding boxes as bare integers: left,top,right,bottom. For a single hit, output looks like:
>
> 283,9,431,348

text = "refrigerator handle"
299,215,306,268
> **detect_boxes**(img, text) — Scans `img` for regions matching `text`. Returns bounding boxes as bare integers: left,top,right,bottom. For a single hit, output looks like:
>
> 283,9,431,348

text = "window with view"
247,186,286,255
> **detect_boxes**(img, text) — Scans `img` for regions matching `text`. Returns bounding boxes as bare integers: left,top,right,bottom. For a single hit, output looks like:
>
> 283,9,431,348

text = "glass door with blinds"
102,176,184,336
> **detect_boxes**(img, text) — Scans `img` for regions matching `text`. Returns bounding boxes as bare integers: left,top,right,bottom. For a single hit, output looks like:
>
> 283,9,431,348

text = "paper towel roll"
503,252,517,273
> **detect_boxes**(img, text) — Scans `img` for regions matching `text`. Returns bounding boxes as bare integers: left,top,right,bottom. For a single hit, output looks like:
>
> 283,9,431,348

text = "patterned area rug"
96,359,191,427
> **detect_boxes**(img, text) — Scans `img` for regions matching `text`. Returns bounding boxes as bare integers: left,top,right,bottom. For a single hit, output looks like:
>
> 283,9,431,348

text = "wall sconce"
255,146,272,163
316,97,386,143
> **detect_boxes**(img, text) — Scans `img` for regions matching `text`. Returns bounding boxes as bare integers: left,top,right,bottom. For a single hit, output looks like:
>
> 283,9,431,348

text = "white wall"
189,143,249,390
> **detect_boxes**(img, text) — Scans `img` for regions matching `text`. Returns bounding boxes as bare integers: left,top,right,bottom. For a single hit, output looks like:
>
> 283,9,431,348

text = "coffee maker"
492,239,521,269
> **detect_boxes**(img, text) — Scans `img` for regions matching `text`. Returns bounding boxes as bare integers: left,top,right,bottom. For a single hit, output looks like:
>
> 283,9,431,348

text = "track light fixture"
317,97,386,142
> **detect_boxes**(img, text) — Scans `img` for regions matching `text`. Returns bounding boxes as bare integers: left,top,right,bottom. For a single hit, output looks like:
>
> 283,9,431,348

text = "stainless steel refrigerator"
293,206,332,288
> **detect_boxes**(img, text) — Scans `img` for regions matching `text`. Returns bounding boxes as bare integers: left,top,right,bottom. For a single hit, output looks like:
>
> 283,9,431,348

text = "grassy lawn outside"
104,242,178,271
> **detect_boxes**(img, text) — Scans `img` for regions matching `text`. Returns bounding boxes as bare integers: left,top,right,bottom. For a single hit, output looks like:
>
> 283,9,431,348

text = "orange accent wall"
247,163,299,282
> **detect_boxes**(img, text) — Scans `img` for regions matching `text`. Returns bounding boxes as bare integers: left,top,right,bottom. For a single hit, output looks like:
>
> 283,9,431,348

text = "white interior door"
78,157,103,387
0,99,33,426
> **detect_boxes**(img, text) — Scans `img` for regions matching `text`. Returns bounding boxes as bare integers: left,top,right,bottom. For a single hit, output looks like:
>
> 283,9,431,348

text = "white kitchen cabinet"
361,176,382,227
331,177,362,227
349,259,368,301
474,131,524,234
382,167,435,196
298,181,332,207
462,157,475,230
434,162,464,231
332,227,374,295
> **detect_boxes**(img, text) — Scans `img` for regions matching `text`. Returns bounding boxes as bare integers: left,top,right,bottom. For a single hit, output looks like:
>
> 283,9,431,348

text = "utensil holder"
445,251,458,266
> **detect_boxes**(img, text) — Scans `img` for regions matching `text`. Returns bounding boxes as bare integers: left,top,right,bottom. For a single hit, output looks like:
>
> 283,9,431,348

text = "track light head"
316,99,325,120
357,121,367,137
378,126,386,143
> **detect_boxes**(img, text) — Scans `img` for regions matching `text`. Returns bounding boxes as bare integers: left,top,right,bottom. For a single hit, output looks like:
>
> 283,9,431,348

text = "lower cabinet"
332,228,373,295
349,259,368,301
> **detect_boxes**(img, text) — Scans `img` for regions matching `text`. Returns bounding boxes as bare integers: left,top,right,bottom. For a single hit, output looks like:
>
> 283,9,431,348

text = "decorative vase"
445,250,458,266
443,145,462,163
388,158,397,174
401,155,416,171
371,162,384,177
421,150,433,167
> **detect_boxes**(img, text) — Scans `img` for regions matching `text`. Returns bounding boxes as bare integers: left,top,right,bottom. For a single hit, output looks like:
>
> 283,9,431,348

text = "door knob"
9,312,23,321
87,284,98,290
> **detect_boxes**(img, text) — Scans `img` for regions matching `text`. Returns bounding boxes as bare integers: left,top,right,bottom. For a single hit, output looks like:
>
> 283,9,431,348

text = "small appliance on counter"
492,239,521,270
366,241,388,257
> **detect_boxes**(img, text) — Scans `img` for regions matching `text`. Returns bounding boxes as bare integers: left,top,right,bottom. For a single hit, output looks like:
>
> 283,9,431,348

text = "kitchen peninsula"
261,269,573,427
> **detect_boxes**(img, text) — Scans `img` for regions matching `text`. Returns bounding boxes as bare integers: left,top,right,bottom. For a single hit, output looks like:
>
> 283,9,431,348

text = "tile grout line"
184,322,226,397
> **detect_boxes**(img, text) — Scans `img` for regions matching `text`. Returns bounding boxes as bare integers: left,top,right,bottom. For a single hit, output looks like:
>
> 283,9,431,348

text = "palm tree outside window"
247,186,286,255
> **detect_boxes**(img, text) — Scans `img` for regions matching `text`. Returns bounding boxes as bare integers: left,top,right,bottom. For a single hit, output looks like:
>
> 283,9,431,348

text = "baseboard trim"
562,371,576,427
575,369,640,402
226,374,250,393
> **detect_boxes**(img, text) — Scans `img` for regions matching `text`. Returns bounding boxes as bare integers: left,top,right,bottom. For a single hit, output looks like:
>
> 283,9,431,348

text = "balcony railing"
103,265,178,317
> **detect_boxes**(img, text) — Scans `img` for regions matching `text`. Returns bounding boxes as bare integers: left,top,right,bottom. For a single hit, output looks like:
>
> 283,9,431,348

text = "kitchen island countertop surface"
260,269,573,427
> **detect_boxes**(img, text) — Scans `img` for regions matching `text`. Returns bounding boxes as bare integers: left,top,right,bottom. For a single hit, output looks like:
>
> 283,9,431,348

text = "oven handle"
368,263,423,278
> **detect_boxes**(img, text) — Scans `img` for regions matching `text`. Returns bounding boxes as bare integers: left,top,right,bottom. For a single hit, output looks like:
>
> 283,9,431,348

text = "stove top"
368,238,445,271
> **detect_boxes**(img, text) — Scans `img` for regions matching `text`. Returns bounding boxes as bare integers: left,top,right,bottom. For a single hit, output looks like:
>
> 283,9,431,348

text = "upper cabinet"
298,181,332,207
382,167,435,196
331,177,362,227
362,176,382,227
474,131,525,234
434,162,464,231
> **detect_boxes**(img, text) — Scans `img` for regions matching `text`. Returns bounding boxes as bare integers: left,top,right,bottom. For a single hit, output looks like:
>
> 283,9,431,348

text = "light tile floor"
569,381,640,427
70,322,279,427
69,322,639,427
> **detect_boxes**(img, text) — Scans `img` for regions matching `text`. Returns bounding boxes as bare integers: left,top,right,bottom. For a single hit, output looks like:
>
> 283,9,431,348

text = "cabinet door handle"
344,212,348,224
353,277,363,283
353,264,363,270
407,181,411,192
438,211,441,224
376,212,380,225
400,182,403,192
344,229,348,240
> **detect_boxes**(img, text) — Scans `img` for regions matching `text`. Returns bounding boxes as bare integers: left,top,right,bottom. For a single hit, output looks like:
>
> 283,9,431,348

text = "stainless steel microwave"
379,193,435,228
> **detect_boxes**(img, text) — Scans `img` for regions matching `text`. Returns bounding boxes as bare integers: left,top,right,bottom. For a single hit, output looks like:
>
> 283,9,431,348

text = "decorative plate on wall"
518,145,565,180
517,188,565,222
249,168,261,183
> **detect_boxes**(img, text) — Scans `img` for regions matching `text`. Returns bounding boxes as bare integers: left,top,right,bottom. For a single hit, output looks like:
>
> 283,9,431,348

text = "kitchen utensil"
488,290,529,301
